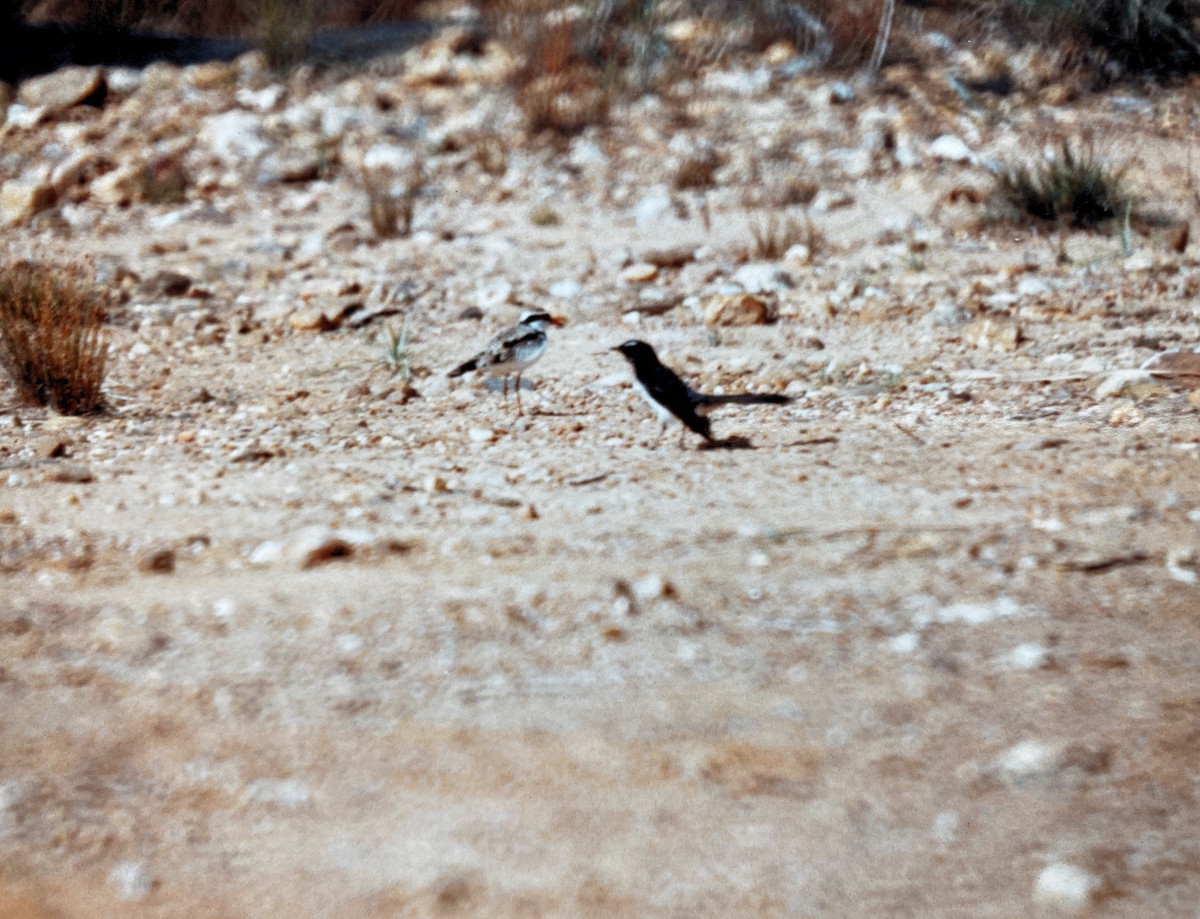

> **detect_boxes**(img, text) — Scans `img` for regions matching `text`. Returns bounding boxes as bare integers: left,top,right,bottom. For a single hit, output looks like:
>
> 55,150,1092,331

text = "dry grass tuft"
0,261,109,415
748,211,824,261
489,0,655,134
992,139,1132,228
362,160,423,239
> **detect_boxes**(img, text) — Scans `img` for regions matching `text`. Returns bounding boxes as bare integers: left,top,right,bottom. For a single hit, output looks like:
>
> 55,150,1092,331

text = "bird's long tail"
447,358,478,378
695,392,791,406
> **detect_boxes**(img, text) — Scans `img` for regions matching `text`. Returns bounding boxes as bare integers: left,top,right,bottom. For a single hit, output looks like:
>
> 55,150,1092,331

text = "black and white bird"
612,339,791,446
448,309,562,416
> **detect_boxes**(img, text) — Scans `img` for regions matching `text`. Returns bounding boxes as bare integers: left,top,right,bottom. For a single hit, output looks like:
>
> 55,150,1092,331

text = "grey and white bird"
613,339,791,446
448,309,562,416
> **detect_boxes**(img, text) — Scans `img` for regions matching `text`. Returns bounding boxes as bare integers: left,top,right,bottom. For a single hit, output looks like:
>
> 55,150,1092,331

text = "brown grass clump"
362,160,423,239
0,261,109,415
748,212,824,261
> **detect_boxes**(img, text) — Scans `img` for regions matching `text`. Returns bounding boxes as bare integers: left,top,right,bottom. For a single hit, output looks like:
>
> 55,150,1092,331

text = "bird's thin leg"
515,374,523,416
501,376,508,406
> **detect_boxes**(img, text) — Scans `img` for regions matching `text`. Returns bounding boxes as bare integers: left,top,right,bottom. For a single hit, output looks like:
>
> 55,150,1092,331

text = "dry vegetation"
991,139,1133,228
6,1,1200,916
0,261,109,415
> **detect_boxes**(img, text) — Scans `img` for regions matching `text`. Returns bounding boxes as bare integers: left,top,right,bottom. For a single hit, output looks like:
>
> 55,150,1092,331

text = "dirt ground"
4,28,1200,918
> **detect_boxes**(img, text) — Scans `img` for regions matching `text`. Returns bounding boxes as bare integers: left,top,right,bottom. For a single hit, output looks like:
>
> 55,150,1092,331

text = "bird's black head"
518,309,562,330
612,339,657,364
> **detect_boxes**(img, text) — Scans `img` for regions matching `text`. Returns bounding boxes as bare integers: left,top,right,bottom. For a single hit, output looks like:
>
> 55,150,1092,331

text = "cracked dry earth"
4,41,1200,919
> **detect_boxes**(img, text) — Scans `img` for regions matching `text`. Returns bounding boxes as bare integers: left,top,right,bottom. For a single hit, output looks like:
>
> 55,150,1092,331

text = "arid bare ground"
3,22,1200,918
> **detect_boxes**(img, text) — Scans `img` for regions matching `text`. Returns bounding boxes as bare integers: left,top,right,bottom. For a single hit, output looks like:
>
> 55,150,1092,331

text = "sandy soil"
3,30,1200,918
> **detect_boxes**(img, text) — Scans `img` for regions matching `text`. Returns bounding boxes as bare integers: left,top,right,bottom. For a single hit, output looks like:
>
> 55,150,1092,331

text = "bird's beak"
549,314,566,327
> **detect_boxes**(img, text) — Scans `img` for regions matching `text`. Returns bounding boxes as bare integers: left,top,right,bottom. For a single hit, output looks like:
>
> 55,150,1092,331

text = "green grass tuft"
992,140,1132,228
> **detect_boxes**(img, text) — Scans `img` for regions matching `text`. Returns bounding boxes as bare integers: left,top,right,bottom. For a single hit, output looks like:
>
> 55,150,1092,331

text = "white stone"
548,279,583,299
633,190,675,228
632,573,666,601
733,262,794,293
888,632,919,654
1095,369,1153,399
928,597,1030,626
235,85,285,111
991,740,1063,781
248,540,284,566
1000,643,1049,669
108,861,154,901
468,428,495,443
473,278,514,310
202,110,270,163
1017,277,1051,297
929,135,973,163
569,138,608,168
362,143,417,173
1034,863,1098,911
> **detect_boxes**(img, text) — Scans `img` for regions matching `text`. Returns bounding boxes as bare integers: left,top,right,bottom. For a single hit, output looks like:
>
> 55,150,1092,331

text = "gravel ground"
3,20,1200,917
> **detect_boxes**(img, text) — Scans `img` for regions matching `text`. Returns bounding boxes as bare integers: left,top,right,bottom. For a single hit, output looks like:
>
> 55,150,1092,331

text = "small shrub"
0,261,109,415
992,140,1131,227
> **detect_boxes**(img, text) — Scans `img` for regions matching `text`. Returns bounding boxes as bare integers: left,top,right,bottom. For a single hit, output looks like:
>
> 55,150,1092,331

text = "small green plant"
992,140,1132,228
0,261,109,415
381,317,410,381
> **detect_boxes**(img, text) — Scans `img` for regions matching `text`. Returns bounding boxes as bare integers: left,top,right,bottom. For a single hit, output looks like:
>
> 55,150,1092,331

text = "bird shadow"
698,435,755,451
